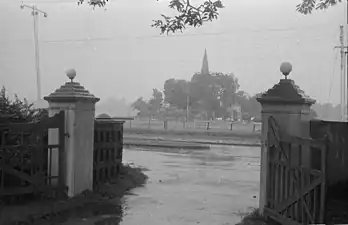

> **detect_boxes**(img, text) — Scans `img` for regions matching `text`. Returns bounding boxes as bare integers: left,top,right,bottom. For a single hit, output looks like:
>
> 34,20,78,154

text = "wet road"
120,145,260,225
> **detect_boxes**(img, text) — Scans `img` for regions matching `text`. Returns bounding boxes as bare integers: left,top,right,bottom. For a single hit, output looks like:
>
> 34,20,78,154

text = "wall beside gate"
93,117,124,188
310,120,348,185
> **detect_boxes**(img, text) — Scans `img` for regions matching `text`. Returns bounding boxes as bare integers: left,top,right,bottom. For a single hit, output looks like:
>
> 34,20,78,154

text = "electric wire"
41,25,333,44
2,23,332,44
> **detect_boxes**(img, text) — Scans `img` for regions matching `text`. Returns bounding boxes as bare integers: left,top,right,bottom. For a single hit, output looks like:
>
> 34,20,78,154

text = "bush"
0,86,48,123
236,208,269,225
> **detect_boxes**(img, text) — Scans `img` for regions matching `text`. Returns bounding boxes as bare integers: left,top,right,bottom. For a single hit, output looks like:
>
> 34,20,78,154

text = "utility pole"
346,0,348,121
340,25,346,121
20,4,47,101
335,26,347,121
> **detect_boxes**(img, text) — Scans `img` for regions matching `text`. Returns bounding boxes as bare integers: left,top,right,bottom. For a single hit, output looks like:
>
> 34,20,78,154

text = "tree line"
130,70,347,121
131,71,262,121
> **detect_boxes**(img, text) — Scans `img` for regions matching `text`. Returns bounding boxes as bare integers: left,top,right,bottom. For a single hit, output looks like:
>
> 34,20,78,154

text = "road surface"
121,145,260,225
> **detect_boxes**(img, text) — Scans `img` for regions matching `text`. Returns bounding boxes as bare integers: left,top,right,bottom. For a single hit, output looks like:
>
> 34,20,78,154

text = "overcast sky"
0,0,345,104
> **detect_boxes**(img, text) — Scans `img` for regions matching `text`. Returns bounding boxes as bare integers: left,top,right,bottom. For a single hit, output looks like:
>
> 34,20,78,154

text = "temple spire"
201,48,209,75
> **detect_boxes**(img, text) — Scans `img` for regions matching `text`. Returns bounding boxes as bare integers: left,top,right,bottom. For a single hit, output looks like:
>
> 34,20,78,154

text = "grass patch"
236,208,269,225
0,163,148,225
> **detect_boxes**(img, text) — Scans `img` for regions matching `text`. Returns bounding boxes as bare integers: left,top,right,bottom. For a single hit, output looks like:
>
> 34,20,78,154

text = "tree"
131,97,150,117
131,90,164,118
78,0,223,34
190,71,240,118
148,88,164,114
163,78,190,110
236,92,262,119
296,0,342,15
163,71,240,119
0,86,47,123
213,72,240,108
76,0,341,34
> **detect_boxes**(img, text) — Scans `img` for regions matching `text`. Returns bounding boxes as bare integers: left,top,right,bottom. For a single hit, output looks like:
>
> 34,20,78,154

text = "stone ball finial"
66,69,76,82
280,62,292,79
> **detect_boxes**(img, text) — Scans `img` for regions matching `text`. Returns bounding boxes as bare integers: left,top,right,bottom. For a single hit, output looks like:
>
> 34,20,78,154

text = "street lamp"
20,3,48,101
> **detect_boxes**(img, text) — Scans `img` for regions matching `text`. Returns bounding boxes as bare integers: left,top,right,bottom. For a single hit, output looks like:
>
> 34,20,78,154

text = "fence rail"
124,119,262,133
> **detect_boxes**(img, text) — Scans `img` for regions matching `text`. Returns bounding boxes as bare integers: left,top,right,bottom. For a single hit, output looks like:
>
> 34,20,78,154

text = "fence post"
206,121,210,130
230,122,233,131
44,69,99,197
148,117,151,129
256,62,316,214
164,120,168,130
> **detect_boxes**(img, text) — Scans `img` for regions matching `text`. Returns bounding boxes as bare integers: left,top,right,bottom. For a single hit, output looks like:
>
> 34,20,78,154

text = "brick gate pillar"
44,69,100,197
256,62,316,213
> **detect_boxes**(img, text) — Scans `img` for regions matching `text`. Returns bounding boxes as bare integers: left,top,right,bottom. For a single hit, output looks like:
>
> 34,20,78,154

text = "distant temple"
201,48,209,75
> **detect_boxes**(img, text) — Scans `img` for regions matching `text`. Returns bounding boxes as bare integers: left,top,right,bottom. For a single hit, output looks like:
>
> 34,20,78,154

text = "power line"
37,25,332,44
22,0,78,4
3,33,331,45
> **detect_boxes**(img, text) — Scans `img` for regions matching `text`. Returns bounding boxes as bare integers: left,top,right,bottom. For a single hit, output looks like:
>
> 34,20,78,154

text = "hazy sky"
0,0,345,104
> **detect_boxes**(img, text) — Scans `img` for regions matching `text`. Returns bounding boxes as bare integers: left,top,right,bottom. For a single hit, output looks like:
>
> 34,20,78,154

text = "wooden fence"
93,118,124,189
0,111,66,202
125,119,261,133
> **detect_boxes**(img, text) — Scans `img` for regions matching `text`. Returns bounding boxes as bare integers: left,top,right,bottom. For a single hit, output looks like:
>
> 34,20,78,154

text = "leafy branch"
77,0,223,35
151,0,224,34
77,0,109,8
296,0,342,14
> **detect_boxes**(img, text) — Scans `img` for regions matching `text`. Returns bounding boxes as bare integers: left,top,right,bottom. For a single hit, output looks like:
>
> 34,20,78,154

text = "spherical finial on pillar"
66,69,76,82
280,62,292,79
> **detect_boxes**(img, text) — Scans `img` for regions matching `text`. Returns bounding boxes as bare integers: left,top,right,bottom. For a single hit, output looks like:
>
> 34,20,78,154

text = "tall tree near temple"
77,0,341,34
163,71,240,119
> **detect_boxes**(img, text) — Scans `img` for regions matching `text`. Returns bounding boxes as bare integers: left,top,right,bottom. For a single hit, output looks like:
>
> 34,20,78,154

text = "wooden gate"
264,116,327,225
0,111,66,200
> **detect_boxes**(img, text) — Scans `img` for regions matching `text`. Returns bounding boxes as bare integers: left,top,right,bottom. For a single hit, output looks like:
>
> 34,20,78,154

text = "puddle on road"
120,145,260,225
